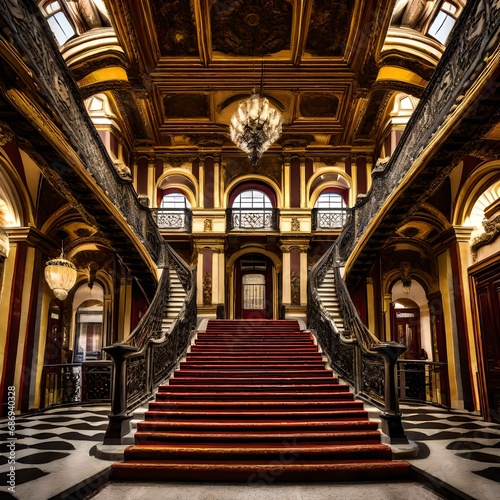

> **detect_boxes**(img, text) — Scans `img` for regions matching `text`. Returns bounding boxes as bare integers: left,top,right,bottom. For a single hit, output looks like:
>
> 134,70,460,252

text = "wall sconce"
45,242,77,301
399,261,412,294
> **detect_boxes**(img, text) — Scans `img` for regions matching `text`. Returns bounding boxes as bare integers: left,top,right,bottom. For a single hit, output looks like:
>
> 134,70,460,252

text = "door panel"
476,278,500,422
392,308,421,359
234,254,273,319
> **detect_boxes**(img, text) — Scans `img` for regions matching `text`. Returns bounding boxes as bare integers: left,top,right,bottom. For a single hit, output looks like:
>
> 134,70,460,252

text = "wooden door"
392,307,421,359
476,276,500,423
235,255,273,319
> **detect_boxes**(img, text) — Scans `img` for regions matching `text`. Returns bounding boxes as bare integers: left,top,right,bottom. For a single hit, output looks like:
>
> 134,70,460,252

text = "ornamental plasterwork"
204,218,213,232
291,217,300,231
222,156,282,186
471,214,500,260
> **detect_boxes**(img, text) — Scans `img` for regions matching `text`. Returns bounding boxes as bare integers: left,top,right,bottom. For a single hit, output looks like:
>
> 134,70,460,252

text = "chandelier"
230,76,282,166
45,245,77,301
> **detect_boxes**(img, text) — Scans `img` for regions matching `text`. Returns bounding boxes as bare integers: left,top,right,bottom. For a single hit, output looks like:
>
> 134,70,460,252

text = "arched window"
232,190,272,209
155,193,191,231
427,2,459,45
313,192,348,229
160,193,191,209
229,189,277,230
42,1,76,45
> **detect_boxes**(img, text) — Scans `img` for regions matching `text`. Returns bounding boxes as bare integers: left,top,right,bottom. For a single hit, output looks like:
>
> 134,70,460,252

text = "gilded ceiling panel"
210,0,293,56
153,0,198,56
163,94,211,119
299,93,339,117
306,0,354,56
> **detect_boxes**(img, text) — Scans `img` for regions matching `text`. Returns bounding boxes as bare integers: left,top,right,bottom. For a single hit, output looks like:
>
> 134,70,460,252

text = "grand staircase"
111,320,411,482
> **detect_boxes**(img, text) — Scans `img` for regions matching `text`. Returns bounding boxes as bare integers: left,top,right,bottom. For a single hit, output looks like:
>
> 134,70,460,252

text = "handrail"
308,238,408,443
122,260,170,349
166,243,192,292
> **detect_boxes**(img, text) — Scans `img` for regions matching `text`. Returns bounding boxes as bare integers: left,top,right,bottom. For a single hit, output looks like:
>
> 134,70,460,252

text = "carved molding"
471,214,500,257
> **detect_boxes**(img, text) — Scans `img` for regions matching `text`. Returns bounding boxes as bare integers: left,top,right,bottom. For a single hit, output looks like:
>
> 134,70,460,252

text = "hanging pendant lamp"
45,243,77,301
229,61,282,166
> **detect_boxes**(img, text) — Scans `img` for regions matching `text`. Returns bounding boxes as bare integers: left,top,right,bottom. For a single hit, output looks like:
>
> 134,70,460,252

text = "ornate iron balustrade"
103,243,197,444
311,208,349,230
398,360,448,407
151,208,192,232
40,361,113,408
0,1,163,274
226,208,279,231
337,0,500,262
308,240,408,443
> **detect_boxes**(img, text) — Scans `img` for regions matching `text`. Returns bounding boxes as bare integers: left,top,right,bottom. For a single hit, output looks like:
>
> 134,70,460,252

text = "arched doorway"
391,298,421,360
234,253,273,319
72,284,105,362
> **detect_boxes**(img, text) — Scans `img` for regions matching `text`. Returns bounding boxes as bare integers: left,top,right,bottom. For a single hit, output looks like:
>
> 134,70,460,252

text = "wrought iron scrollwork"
226,208,279,231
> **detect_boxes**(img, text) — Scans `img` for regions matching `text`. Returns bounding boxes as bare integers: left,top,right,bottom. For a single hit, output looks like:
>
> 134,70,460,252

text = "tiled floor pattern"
0,403,499,499
402,403,500,499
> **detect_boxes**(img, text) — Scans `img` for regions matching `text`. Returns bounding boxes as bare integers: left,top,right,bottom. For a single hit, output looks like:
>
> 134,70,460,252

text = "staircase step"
111,460,411,482
133,429,384,445
137,420,378,432
144,409,371,421
160,383,346,392
155,390,354,401
123,443,392,461
168,377,338,385
148,400,364,410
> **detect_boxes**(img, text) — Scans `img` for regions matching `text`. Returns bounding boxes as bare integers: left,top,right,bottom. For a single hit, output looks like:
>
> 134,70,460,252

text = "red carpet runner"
111,320,411,482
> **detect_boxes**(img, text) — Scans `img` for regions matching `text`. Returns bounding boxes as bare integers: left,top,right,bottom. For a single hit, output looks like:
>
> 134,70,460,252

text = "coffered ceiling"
72,0,430,157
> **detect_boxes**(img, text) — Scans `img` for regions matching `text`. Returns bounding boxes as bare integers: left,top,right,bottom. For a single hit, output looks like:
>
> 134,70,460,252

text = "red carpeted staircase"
111,320,411,482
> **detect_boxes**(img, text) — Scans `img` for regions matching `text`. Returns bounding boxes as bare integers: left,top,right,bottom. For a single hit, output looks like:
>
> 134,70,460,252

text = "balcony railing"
226,208,279,231
151,208,192,232
311,208,349,230
40,361,113,408
398,360,448,407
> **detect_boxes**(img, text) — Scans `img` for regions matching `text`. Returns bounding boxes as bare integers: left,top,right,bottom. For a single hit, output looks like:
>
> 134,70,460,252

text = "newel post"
373,342,408,444
102,343,138,444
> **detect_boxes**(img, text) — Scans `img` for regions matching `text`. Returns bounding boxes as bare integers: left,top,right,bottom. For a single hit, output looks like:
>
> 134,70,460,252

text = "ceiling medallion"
229,63,282,166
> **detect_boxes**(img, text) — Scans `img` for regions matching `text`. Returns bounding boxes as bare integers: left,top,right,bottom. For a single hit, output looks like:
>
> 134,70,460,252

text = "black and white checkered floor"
0,403,499,499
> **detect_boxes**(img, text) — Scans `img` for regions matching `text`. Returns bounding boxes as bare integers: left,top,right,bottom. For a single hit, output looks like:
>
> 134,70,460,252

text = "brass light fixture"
230,62,282,166
399,261,412,294
45,240,77,301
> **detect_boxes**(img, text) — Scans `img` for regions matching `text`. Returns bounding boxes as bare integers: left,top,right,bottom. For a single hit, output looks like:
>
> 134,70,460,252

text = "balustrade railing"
40,361,113,408
336,0,500,262
308,241,408,443
226,208,279,231
151,208,192,232
398,360,448,407
103,243,197,444
311,208,349,230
